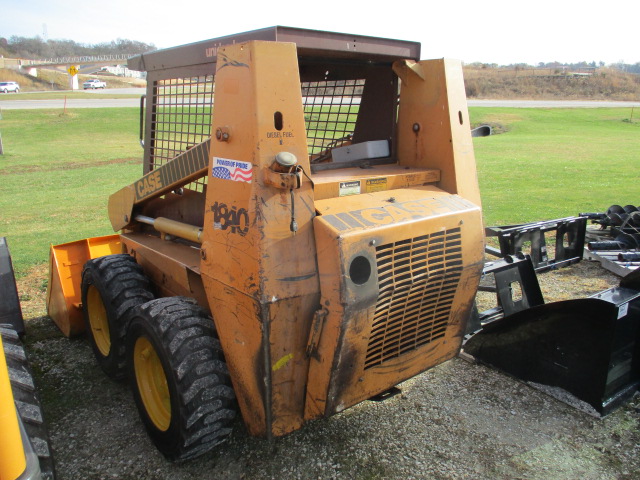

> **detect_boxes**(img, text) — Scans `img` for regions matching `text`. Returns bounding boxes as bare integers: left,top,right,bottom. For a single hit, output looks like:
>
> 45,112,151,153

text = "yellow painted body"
0,335,27,480
200,41,320,437
307,186,483,417
47,234,121,336
198,43,483,436
48,37,485,441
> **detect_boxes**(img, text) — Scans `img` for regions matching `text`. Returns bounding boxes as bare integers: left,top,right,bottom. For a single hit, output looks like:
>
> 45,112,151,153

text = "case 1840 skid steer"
47,26,484,460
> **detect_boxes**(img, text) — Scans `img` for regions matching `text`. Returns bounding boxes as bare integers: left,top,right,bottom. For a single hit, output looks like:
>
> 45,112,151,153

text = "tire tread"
82,254,154,379
128,297,237,460
1,324,56,479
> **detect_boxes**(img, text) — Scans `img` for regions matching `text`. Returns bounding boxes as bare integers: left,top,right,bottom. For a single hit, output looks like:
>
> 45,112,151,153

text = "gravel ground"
17,259,640,480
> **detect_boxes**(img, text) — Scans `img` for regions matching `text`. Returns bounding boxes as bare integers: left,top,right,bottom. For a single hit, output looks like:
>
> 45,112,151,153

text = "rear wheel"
81,254,154,380
126,297,237,460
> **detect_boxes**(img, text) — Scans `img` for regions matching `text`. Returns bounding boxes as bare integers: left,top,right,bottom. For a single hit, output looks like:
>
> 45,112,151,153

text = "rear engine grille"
364,228,463,369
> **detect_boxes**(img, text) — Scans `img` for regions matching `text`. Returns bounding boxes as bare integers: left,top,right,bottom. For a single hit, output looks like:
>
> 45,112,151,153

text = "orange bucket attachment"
46,235,121,337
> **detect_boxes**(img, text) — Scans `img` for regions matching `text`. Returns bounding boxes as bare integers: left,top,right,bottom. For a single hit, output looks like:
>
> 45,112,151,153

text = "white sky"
1,0,638,66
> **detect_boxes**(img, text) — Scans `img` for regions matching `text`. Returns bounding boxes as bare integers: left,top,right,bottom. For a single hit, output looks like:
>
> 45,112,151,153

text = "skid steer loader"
47,26,484,460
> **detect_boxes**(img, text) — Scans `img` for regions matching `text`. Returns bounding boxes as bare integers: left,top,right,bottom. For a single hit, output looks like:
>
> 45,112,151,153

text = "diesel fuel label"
266,131,294,139
339,180,361,196
366,178,387,193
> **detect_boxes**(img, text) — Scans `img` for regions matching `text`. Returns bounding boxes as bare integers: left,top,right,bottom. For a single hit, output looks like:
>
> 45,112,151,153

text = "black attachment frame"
485,216,586,272
467,253,544,334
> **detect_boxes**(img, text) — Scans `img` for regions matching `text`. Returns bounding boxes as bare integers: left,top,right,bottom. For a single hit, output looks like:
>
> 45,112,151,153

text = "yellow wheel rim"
134,336,171,432
86,285,110,357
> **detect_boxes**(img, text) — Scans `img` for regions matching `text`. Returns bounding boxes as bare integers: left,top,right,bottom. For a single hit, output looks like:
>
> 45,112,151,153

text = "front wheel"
126,297,237,460
81,254,154,379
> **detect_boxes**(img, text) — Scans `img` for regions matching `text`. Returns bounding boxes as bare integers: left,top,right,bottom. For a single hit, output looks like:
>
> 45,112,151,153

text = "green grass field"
469,107,639,224
0,106,638,276
0,108,142,274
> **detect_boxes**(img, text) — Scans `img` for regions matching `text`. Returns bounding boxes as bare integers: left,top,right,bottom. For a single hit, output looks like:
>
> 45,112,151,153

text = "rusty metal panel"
278,27,420,60
306,186,484,418
198,41,321,438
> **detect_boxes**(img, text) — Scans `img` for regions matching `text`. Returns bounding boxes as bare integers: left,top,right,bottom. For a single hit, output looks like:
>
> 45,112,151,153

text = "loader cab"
127,26,479,224
130,27,418,177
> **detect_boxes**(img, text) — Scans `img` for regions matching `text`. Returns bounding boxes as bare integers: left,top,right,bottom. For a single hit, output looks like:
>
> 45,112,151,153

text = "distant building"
99,65,145,79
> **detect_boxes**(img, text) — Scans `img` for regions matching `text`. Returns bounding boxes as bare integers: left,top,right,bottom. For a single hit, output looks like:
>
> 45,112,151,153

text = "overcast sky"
1,0,637,66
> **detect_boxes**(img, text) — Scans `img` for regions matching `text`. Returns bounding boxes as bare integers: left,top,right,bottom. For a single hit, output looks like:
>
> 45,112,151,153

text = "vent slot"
364,228,463,369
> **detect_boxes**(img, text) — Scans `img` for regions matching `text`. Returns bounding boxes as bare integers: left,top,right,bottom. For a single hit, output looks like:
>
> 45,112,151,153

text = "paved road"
0,88,145,110
1,90,638,110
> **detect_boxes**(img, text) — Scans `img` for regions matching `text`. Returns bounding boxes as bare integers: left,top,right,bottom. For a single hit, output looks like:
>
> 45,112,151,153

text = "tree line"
0,36,156,59
467,60,640,75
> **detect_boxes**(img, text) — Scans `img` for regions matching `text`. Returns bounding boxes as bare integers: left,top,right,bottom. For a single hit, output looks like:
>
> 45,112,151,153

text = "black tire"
81,254,154,380
1,324,56,480
126,297,237,460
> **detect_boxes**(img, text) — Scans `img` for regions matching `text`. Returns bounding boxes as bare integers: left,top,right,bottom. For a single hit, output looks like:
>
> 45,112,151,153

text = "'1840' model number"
211,202,250,236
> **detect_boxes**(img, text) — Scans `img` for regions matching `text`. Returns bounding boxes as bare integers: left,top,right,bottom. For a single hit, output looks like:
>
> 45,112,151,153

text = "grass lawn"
0,108,141,274
0,106,638,276
470,107,639,225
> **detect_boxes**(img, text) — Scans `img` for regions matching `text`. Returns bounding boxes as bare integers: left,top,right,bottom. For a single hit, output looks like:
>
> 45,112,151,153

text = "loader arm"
108,139,211,231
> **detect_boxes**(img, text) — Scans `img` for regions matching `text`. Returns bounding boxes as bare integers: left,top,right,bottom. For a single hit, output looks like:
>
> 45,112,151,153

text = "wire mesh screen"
147,76,367,179
302,79,365,159
149,75,215,192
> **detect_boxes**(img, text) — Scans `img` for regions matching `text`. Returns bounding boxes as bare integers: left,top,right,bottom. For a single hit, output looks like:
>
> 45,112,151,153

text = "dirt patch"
17,260,640,480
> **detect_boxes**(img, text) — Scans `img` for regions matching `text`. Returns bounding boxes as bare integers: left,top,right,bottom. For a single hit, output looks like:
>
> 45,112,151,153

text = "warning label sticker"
366,177,387,193
339,181,361,196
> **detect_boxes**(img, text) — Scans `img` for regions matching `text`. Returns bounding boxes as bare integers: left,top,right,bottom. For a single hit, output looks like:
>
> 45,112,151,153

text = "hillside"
2,64,640,100
464,66,640,101
0,67,145,91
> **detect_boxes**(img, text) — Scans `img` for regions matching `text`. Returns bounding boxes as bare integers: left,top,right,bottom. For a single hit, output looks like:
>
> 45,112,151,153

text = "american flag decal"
212,157,253,183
